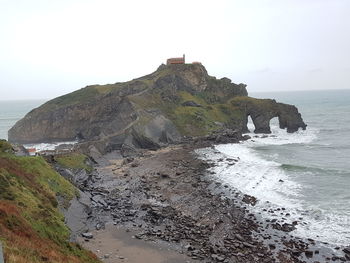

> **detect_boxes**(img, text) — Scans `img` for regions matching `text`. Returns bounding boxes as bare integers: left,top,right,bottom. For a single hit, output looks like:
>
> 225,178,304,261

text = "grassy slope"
0,140,100,263
32,64,251,137
130,90,246,136
56,153,92,173
36,65,186,111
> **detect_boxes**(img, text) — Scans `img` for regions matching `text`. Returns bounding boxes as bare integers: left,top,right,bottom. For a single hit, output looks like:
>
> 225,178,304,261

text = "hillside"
8,64,306,154
0,140,100,263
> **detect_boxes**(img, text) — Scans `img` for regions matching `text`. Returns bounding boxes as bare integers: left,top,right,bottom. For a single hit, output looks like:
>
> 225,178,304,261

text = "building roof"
27,148,36,152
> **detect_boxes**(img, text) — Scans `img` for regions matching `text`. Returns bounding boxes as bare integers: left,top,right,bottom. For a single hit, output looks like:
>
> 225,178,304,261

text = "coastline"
59,139,349,263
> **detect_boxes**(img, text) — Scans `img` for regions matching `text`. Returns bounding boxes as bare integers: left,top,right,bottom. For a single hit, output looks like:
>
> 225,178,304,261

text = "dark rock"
242,135,251,140
242,194,257,206
343,247,350,254
182,101,202,107
185,244,195,251
305,250,313,258
82,232,93,239
134,234,143,240
272,222,296,232
232,97,307,134
121,143,138,158
242,242,255,248
91,195,107,207
211,254,225,262
235,234,245,242
131,161,139,167
291,250,302,257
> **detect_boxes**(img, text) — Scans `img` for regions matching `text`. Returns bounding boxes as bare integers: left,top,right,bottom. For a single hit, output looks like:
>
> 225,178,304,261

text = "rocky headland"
8,63,306,155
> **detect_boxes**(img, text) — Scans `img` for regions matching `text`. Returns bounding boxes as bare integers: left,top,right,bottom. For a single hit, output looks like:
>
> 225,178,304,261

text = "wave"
197,144,302,208
23,140,77,151
280,163,348,175
244,124,319,146
196,131,350,246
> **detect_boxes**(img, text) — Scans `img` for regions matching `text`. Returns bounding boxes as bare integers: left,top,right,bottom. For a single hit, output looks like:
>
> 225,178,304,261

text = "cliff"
0,140,100,263
8,64,306,154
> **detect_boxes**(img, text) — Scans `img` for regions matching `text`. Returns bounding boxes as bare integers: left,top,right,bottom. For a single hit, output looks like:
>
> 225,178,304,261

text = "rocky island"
8,63,306,154
4,64,349,263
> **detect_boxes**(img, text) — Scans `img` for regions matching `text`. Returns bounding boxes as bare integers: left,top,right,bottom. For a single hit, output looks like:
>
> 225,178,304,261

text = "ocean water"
198,89,350,247
0,100,46,140
0,99,77,150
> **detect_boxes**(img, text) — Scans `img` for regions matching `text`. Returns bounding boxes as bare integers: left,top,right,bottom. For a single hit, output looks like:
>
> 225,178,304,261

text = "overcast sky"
1,0,350,100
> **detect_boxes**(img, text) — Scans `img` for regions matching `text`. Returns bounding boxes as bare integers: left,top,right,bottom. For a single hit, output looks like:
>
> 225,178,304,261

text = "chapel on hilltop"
166,54,202,65
166,54,185,65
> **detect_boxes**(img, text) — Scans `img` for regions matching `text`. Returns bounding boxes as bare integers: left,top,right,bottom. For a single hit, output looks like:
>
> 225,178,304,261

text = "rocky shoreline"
55,137,349,263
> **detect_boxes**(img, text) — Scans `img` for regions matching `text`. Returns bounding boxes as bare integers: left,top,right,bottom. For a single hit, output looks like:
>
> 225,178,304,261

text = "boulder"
82,232,93,239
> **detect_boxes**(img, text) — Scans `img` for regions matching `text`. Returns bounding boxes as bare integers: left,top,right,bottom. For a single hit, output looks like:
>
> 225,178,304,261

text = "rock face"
8,63,306,153
230,97,307,133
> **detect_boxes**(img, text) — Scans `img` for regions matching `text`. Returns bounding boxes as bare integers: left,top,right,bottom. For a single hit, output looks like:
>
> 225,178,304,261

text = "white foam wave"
196,123,350,246
292,208,350,246
23,140,77,151
198,145,350,246
245,123,319,146
207,143,302,208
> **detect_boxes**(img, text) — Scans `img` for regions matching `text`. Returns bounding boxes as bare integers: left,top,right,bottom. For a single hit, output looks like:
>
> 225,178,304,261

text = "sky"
1,0,350,100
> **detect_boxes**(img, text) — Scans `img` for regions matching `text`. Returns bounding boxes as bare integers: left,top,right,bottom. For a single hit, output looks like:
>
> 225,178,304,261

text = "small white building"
26,148,36,156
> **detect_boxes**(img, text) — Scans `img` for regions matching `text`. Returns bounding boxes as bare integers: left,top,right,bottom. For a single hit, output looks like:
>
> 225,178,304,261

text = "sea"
1,89,350,246
198,89,350,247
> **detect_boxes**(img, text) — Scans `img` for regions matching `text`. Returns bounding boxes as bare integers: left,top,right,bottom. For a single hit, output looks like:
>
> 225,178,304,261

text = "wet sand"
78,223,193,263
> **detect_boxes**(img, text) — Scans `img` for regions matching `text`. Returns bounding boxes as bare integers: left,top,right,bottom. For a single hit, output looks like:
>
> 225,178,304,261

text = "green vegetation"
130,90,246,136
12,63,251,144
56,153,92,172
0,141,100,263
39,64,206,111
230,96,276,108
0,140,13,154
43,86,100,108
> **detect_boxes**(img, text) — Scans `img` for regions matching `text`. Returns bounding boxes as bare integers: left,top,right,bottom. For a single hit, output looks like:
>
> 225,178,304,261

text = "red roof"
166,55,185,65
27,148,36,153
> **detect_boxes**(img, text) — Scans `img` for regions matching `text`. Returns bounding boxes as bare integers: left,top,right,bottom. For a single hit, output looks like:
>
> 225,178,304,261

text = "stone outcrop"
230,97,307,133
8,63,306,153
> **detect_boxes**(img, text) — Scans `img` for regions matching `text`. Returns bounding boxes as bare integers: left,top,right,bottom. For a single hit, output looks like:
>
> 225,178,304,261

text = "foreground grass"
0,140,100,263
